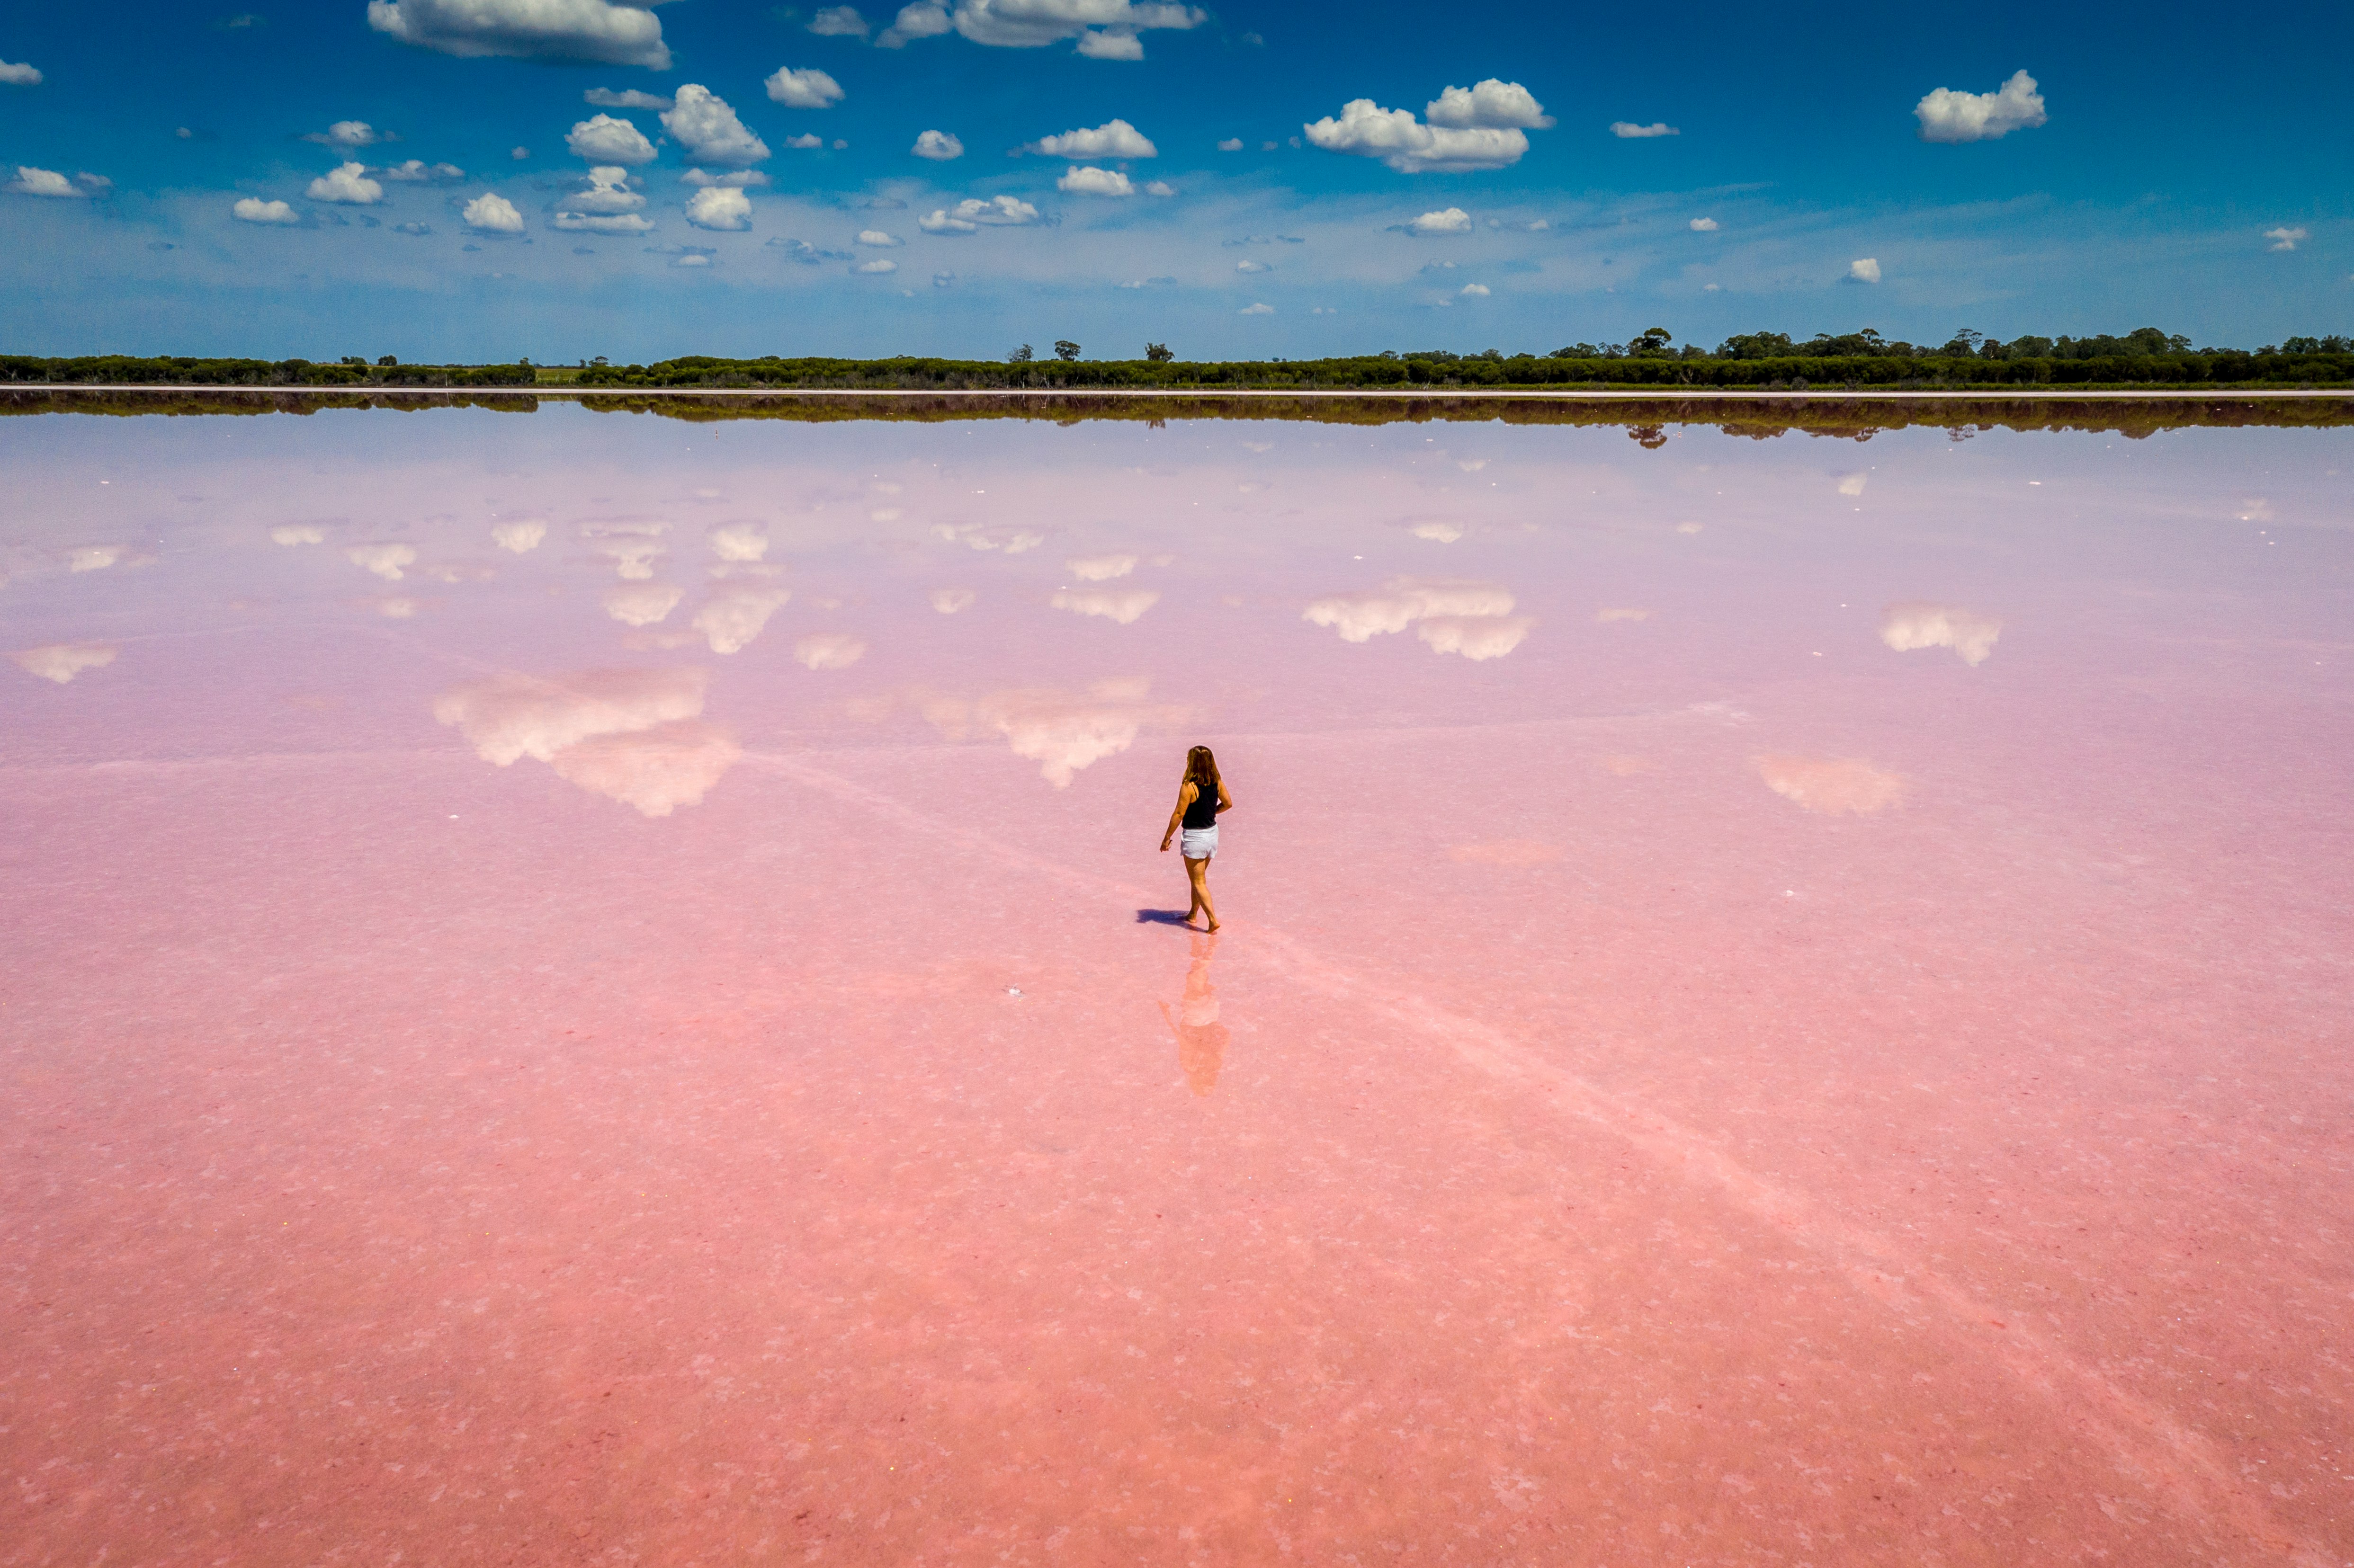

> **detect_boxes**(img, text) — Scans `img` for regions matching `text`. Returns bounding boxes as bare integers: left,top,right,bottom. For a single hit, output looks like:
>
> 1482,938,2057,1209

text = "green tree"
1145,342,1172,362
1054,340,1080,361
1008,344,1033,363
1629,327,1673,356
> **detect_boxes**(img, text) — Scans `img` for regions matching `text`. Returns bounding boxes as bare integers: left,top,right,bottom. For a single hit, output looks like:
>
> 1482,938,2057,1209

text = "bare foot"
1205,919,1220,932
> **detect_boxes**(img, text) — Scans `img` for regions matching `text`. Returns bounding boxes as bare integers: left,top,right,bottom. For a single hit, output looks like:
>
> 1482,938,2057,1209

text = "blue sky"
0,0,2346,362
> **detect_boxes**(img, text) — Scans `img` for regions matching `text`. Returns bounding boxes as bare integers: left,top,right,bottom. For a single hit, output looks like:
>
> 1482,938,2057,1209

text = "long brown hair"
1185,745,1221,797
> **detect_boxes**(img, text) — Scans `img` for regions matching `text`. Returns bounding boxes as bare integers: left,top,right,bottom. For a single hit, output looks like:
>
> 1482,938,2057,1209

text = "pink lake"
3,399,2351,1566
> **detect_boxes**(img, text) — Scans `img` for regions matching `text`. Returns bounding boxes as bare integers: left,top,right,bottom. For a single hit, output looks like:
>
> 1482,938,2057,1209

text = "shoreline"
8,383,2354,402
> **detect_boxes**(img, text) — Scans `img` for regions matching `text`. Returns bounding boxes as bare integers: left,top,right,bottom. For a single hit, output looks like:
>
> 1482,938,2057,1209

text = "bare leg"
1184,855,1218,932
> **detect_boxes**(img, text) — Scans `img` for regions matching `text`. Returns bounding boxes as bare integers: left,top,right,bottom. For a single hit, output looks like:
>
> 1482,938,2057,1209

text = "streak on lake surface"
3,399,2350,1566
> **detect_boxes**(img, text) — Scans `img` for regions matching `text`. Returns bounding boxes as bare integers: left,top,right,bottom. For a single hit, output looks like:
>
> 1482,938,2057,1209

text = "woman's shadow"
1135,909,1197,927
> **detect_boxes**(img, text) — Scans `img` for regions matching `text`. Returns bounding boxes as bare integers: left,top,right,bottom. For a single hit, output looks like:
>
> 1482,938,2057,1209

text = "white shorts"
1180,826,1218,860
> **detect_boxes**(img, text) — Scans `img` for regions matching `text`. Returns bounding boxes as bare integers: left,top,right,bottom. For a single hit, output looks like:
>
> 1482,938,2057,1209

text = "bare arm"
1160,781,1196,852
1215,781,1234,815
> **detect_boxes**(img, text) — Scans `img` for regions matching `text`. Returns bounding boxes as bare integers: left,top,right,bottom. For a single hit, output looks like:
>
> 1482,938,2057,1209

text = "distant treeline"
0,355,537,388
4,326,2352,392
10,388,2353,444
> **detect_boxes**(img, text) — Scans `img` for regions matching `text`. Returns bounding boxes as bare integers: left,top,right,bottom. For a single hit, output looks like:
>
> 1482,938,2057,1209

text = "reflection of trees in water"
1159,934,1229,1096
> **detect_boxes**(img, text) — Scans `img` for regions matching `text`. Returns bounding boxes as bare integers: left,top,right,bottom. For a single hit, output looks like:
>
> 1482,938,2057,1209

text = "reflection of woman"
1159,745,1233,932
1158,933,1228,1096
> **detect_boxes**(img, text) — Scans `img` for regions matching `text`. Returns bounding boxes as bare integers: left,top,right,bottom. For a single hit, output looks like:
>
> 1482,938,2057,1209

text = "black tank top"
1182,778,1220,829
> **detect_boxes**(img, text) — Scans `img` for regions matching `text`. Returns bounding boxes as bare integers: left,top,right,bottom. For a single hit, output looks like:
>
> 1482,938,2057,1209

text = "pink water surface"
4,405,2352,1565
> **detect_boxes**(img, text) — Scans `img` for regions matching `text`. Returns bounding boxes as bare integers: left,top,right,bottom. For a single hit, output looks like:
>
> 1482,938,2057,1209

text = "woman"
1159,745,1233,932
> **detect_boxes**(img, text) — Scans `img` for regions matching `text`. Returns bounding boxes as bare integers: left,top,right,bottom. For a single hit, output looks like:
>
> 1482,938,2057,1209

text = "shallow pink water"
4,408,2352,1565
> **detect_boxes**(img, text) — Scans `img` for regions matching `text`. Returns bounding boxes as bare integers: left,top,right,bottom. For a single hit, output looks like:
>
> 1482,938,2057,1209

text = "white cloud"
1217,137,1243,151
1074,27,1141,58
662,83,769,166
1423,80,1552,129
2265,226,2307,252
1030,117,1157,159
904,677,1185,788
464,191,526,232
433,666,737,818
378,158,465,181
1304,578,1520,651
304,120,388,147
680,186,752,230
1880,602,2002,666
935,521,1045,553
931,0,1205,56
1609,121,1677,138
436,666,707,766
795,633,868,669
855,257,897,272
555,209,653,232
584,87,671,109
306,162,384,204
877,0,952,46
271,525,326,545
1836,472,1866,496
1416,614,1532,660
561,165,644,212
707,523,768,561
1235,258,1269,273
1689,216,1718,231
1059,165,1133,196
1914,69,2047,143
366,0,674,69
567,112,656,164
1065,552,1137,580
683,168,769,188
693,586,789,652
1306,97,1532,172
766,65,845,108
856,227,902,245
1052,588,1158,624
1407,206,1471,235
346,543,418,580
550,721,741,816
1142,179,1174,196
785,133,824,149
919,194,1037,231
807,5,868,36
912,129,964,160
11,642,115,684
512,144,530,159
1847,257,1881,283
0,59,42,86
67,545,126,572
930,587,975,613
1755,755,1905,815
1238,302,1273,315
932,269,956,285
1459,282,1488,297
603,582,684,625
584,521,667,577
233,196,299,224
491,518,547,552
9,166,83,197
